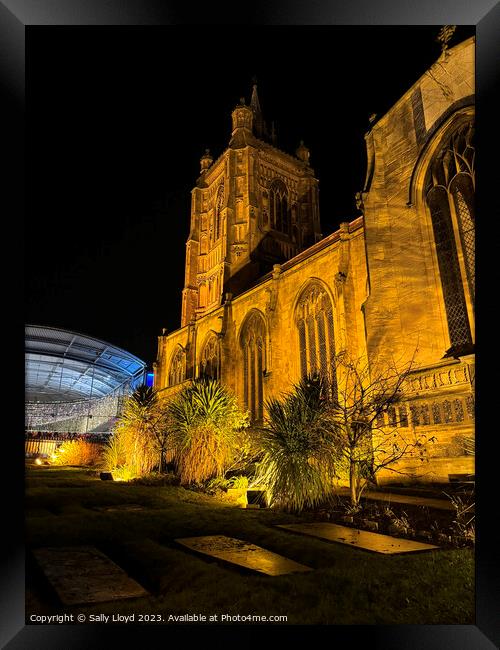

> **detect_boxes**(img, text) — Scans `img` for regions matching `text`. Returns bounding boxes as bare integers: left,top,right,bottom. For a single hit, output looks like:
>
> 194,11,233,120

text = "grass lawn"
25,465,474,625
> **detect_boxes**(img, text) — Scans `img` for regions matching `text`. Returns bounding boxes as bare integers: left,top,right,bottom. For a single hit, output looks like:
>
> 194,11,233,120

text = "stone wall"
361,37,474,369
156,217,367,407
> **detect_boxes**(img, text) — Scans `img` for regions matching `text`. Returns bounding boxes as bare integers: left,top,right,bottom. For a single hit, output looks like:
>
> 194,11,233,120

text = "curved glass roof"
25,325,147,403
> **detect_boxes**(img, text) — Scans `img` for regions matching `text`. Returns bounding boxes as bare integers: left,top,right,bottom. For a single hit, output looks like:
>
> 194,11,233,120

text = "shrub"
51,440,102,467
228,475,249,489
445,491,475,544
255,375,341,513
129,471,180,486
170,379,249,485
111,465,136,482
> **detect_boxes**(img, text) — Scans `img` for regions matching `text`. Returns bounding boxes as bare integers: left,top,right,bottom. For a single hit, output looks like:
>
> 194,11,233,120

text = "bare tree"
327,351,434,507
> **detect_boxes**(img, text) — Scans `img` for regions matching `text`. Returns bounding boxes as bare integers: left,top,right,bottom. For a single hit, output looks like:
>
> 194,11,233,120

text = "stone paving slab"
334,488,455,511
175,535,312,576
277,523,439,555
26,508,56,518
33,546,148,605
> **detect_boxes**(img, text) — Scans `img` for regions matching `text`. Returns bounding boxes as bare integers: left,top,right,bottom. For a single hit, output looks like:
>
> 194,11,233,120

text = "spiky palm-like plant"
255,374,340,513
169,378,249,485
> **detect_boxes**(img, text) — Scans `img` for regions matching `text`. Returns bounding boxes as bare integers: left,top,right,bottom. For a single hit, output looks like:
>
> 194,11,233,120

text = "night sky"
26,26,475,365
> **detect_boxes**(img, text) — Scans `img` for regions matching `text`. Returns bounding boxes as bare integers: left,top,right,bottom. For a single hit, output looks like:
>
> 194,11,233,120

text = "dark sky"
26,25,475,365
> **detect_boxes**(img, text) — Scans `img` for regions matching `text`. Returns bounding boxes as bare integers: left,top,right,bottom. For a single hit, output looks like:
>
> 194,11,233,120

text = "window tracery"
240,310,266,422
295,282,337,393
169,348,186,386
269,179,290,235
200,334,220,380
425,120,474,354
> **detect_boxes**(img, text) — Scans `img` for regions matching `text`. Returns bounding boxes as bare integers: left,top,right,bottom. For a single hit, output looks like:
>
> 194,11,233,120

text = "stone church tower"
181,85,321,327
156,37,475,484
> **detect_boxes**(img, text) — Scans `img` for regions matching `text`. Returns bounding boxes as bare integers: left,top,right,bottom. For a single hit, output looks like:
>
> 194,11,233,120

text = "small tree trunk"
350,461,358,506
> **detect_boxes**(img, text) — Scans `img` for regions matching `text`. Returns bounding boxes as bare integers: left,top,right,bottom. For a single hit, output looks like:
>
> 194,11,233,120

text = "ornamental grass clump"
170,378,249,485
255,375,341,513
107,385,173,479
51,440,102,466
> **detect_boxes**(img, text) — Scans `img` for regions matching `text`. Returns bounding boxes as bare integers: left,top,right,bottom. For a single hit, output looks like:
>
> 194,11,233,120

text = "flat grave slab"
33,546,148,605
93,504,146,512
175,535,312,576
277,523,439,555
26,508,56,518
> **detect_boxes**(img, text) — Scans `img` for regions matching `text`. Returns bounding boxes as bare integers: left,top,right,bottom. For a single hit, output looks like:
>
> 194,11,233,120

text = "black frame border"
6,1,500,647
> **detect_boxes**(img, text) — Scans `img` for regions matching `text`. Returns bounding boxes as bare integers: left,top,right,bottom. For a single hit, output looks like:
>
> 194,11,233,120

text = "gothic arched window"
295,282,337,391
200,334,220,380
425,120,474,355
169,348,186,387
269,179,290,235
215,182,224,241
240,310,266,423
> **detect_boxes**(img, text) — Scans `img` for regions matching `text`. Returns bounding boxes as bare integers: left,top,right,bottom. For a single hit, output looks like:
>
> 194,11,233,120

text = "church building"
154,36,475,483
